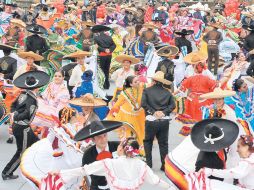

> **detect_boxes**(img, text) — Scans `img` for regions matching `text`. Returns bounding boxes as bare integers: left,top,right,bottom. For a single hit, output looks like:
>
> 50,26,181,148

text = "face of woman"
122,60,131,70
53,72,64,84
77,57,85,65
237,141,251,158
26,57,35,67
239,82,248,93
130,77,140,88
238,53,246,62
214,98,224,109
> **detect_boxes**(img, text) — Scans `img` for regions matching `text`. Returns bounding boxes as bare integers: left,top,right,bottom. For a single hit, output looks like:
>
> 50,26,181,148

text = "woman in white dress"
53,137,177,190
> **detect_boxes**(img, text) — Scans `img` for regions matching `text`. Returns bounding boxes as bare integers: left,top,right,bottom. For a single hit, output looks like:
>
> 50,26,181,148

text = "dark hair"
58,107,76,124
3,49,11,56
232,78,244,92
123,75,136,90
122,137,140,157
55,70,65,77
239,135,254,153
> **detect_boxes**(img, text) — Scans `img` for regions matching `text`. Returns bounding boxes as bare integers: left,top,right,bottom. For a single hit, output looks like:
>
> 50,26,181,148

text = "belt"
90,185,110,190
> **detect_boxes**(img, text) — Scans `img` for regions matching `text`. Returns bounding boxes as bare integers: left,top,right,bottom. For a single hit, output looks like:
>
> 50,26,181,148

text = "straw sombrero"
125,7,138,15
175,29,194,36
0,43,17,51
115,54,140,64
151,71,171,85
63,51,91,59
184,51,208,65
106,7,117,12
209,22,222,29
200,88,236,99
157,45,179,57
69,93,107,107
82,20,95,27
143,22,158,30
17,51,44,61
10,19,26,28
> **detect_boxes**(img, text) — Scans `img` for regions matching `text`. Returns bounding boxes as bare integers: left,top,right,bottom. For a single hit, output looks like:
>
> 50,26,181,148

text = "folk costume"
174,29,194,56
2,71,50,180
141,71,176,170
92,25,116,89
0,44,17,80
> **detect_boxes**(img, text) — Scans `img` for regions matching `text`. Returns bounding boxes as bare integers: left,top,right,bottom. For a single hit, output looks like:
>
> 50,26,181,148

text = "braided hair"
58,107,76,124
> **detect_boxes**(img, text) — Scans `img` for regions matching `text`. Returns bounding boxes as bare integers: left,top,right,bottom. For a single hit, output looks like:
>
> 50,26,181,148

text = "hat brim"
91,25,111,33
63,51,91,59
17,52,44,61
74,120,123,141
191,118,239,152
69,97,107,107
26,24,47,34
0,44,17,51
115,55,140,64
175,30,194,36
200,90,236,99
242,24,254,31
157,46,179,57
13,71,50,90
151,77,172,85
184,52,208,65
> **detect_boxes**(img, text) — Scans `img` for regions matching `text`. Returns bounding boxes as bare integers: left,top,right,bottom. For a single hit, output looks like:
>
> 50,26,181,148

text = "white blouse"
207,154,254,189
60,156,172,190
111,68,134,88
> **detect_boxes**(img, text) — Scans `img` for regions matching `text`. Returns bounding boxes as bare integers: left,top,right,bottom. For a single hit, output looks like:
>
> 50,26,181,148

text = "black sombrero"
91,25,111,33
175,29,194,36
191,118,239,152
13,71,50,90
242,24,254,31
26,24,47,34
74,120,123,141
0,43,17,51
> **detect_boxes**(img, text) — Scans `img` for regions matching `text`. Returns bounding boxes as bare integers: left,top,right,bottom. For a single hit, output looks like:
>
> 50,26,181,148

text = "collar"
96,144,109,154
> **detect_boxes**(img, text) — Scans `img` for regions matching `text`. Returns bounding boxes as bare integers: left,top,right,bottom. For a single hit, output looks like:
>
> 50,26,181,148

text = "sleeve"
69,67,80,86
111,69,120,82
60,161,106,184
207,78,216,91
162,93,176,116
141,89,156,115
243,39,251,52
181,78,191,91
4,60,17,80
144,165,170,189
40,38,49,54
209,161,250,179
110,92,126,114
217,33,223,43
109,38,116,53
246,61,254,77
14,97,36,121
25,37,32,51
203,33,209,43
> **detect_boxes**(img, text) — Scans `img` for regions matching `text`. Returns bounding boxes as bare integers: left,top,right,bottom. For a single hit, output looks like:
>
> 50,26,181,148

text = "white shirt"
60,156,172,190
69,63,89,87
111,68,134,88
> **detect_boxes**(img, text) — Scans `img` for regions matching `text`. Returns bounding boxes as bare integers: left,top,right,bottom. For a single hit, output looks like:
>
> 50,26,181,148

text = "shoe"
6,137,13,144
2,173,19,180
160,165,165,172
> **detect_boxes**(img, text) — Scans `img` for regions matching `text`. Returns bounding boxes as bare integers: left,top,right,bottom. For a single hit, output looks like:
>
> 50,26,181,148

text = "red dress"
181,74,216,121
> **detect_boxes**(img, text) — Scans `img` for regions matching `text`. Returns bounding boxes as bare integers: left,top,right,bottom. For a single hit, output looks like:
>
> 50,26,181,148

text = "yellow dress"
199,35,208,56
112,34,124,60
107,85,145,148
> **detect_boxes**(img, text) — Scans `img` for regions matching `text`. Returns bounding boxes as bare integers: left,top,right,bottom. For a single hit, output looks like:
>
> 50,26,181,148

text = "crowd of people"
0,0,254,189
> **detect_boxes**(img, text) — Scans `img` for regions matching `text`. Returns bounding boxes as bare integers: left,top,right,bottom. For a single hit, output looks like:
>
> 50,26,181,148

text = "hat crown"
81,94,95,104
90,121,105,134
204,123,223,139
191,54,203,62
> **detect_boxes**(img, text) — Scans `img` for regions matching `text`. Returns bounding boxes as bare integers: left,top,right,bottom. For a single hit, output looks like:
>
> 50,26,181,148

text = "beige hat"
115,54,140,64
125,7,138,15
82,20,95,27
151,71,171,85
11,19,26,28
69,93,107,107
200,88,236,99
17,51,44,61
63,51,91,59
184,51,208,65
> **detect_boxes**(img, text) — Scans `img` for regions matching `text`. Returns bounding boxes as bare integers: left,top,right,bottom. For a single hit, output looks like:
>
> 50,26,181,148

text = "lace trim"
102,160,147,190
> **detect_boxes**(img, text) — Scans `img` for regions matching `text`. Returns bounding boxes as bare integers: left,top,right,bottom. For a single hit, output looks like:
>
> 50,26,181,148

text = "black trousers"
207,46,219,75
2,124,38,175
143,120,169,168
98,55,112,89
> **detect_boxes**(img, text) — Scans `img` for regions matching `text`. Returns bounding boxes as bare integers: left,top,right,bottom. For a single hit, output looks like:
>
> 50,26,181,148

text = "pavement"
0,81,185,190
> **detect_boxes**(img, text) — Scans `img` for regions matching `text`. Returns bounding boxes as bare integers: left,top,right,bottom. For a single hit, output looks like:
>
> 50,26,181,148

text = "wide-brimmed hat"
26,24,47,34
209,22,222,29
157,45,179,57
242,24,254,31
17,51,44,61
82,20,95,27
0,43,17,51
74,120,123,141
200,88,236,99
106,6,117,12
143,22,158,30
125,7,138,15
13,71,50,90
184,51,208,65
63,51,91,59
191,118,239,152
91,25,111,33
174,29,194,36
151,71,171,85
10,18,26,28
115,54,140,64
69,93,107,107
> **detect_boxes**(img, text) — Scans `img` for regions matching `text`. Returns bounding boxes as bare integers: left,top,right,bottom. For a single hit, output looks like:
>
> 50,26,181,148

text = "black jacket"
155,58,174,82
243,32,254,52
26,34,49,55
203,29,223,46
141,84,175,116
94,33,116,54
11,90,38,126
82,141,119,188
246,61,254,77
0,56,17,80
175,36,192,54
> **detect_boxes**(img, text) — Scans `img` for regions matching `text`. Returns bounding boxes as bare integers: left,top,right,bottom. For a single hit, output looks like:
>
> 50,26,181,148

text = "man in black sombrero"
0,43,17,80
74,120,122,190
243,25,254,62
25,24,49,65
191,118,239,181
2,71,50,180
174,29,193,56
92,25,116,89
